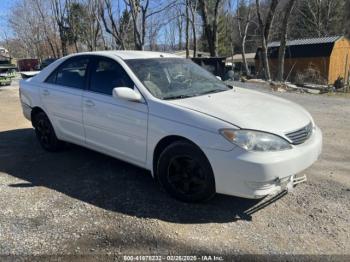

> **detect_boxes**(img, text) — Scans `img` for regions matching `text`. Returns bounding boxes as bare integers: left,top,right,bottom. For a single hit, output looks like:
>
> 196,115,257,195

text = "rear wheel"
157,141,216,202
33,112,64,151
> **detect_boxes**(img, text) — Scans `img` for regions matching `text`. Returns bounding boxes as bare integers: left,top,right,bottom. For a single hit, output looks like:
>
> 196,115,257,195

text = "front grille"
285,122,313,145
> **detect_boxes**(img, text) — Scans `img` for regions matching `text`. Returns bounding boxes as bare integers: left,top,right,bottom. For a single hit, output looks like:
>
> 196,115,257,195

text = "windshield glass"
125,58,230,100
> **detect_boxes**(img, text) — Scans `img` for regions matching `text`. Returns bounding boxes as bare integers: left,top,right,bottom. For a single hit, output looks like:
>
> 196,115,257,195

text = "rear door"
82,56,148,165
40,56,90,144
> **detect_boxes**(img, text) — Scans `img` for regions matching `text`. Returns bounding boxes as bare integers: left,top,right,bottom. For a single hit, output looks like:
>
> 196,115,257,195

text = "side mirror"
216,76,222,81
112,87,143,102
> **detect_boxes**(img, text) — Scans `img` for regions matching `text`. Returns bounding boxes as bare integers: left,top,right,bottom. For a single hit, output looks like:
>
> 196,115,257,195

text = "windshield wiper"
163,94,193,100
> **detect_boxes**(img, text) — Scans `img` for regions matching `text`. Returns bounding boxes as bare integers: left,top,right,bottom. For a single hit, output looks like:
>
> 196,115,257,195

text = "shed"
226,53,256,74
191,57,226,78
174,50,210,58
255,36,350,85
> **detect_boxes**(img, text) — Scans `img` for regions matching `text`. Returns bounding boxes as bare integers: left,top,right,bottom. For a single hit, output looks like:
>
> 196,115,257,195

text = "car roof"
70,50,180,60
31,50,181,83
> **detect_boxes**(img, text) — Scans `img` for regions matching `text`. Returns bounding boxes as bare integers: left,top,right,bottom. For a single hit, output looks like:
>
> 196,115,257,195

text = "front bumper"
204,126,322,199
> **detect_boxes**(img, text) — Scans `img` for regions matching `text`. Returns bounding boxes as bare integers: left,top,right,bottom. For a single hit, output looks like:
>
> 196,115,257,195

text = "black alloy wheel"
167,155,207,196
157,141,216,202
33,112,64,151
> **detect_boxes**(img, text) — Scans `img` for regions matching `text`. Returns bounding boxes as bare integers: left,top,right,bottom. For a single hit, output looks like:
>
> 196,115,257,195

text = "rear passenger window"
89,58,134,95
46,57,89,89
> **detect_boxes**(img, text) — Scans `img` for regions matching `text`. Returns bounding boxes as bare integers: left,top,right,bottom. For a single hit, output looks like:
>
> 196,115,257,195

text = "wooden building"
255,36,350,85
226,53,256,75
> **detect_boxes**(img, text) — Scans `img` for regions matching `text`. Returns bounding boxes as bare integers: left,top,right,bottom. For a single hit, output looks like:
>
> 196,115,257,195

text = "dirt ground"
0,80,349,260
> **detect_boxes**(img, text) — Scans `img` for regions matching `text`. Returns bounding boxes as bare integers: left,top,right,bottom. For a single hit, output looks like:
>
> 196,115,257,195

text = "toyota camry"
19,51,322,202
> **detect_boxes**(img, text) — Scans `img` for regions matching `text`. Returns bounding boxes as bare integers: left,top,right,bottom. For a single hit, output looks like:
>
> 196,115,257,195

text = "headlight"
220,129,292,152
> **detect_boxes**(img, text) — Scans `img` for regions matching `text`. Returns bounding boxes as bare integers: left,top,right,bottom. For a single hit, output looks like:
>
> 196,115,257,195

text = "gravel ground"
0,80,349,260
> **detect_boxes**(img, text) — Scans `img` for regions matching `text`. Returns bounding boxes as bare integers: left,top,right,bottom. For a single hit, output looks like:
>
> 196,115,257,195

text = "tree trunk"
74,40,79,53
200,1,215,56
185,0,190,58
241,36,250,75
100,0,127,50
277,0,296,82
192,24,197,57
230,41,234,70
59,26,68,56
33,0,57,58
190,4,197,57
239,7,251,76
178,26,183,50
51,0,69,56
256,0,279,80
261,39,269,80
198,0,221,57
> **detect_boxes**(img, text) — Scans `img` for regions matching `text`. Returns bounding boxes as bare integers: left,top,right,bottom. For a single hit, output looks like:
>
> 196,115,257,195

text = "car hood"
168,88,312,135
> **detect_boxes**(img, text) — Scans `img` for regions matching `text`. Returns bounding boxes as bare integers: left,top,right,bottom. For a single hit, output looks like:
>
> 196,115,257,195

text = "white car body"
19,51,322,199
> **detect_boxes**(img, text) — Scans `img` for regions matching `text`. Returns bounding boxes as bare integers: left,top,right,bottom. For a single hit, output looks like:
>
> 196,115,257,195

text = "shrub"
294,67,327,86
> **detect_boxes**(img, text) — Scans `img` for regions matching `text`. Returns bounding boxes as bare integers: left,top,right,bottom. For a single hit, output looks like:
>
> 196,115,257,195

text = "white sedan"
19,51,322,202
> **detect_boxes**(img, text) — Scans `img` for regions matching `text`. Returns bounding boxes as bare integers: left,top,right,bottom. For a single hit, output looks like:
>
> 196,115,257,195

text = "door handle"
42,89,50,96
84,100,95,107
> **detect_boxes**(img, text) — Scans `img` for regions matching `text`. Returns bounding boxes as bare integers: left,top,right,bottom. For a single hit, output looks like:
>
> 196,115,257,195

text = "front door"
83,56,148,165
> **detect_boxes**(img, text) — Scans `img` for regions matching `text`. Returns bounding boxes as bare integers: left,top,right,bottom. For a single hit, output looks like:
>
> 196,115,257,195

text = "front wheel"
157,141,216,202
33,112,64,152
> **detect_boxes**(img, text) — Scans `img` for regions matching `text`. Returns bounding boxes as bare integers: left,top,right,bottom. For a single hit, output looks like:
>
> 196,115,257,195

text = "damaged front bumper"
246,174,307,198
204,126,322,199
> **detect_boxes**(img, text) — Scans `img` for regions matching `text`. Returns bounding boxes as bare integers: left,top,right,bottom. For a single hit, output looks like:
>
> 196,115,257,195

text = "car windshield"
125,58,230,100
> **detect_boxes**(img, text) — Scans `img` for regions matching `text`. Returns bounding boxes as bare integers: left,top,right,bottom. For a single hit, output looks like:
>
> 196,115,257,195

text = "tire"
33,112,64,152
157,141,216,202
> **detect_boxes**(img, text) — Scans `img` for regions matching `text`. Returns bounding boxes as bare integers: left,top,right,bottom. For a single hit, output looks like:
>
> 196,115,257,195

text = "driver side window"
89,57,134,95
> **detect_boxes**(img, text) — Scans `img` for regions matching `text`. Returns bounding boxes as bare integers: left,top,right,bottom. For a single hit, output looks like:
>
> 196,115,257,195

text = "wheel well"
30,107,45,126
152,135,197,179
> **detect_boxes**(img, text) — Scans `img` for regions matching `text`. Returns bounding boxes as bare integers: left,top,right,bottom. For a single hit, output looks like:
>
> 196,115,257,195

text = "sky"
0,0,14,41
0,0,175,44
0,0,206,45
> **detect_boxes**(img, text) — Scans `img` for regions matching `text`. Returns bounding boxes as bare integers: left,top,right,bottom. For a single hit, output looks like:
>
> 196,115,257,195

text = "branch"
146,0,178,19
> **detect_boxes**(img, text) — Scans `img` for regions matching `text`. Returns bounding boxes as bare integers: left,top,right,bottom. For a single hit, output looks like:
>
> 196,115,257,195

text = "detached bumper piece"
293,174,307,187
286,174,307,192
244,174,307,218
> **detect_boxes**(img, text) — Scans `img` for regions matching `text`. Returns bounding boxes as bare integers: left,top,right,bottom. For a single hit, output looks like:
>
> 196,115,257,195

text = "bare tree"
32,0,58,58
256,0,279,80
185,0,190,58
175,5,184,50
277,0,297,82
126,0,147,50
163,18,178,50
198,0,222,57
289,0,345,39
9,0,50,59
345,1,350,38
183,0,199,57
125,0,177,50
147,15,168,50
189,0,198,57
236,0,253,76
99,0,131,50
85,0,102,51
50,0,70,56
